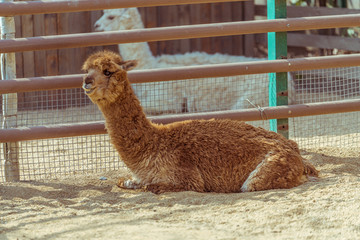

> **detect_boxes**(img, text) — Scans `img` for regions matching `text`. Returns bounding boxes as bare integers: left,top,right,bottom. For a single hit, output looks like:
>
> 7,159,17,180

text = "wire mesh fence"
1,66,360,182
290,66,360,148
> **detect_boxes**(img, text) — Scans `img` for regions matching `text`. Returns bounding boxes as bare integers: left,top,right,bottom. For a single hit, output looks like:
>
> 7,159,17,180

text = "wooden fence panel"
140,2,254,56
11,3,255,79
2,3,255,111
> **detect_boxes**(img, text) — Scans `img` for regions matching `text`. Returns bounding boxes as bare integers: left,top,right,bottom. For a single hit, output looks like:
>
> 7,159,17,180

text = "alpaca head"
94,8,142,31
82,50,137,105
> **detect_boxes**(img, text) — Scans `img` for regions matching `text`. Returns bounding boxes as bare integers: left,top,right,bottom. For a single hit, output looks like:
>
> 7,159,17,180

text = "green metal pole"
337,0,347,8
267,0,289,138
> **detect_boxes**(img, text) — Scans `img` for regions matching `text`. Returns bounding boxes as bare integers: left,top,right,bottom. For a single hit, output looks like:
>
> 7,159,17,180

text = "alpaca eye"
103,70,112,76
107,15,115,20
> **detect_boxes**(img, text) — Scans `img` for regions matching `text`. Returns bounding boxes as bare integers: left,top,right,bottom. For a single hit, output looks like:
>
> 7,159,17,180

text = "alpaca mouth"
82,83,94,94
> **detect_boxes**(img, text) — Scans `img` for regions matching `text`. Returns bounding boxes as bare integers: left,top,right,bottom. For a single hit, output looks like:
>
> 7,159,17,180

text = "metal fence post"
267,0,289,138
1,0,19,181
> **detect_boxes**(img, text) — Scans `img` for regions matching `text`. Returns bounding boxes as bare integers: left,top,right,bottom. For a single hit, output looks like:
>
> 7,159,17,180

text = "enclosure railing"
1,14,360,53
1,52,360,143
1,99,359,143
1,54,360,93
1,0,360,180
0,0,246,16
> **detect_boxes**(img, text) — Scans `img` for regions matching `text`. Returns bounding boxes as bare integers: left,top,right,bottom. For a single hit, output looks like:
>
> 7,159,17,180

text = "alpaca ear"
121,60,138,71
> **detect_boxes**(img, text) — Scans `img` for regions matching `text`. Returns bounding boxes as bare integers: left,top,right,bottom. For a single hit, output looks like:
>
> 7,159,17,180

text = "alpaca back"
152,119,303,192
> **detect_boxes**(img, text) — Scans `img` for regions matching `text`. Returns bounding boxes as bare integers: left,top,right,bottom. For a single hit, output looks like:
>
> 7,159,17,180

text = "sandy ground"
1,147,359,240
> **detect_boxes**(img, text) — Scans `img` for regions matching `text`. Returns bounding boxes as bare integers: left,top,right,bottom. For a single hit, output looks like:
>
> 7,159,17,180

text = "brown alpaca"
82,50,318,194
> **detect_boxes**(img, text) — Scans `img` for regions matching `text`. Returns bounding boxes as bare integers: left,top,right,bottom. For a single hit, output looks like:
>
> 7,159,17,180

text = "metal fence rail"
0,0,247,16
1,54,360,94
1,14,360,53
0,99,359,143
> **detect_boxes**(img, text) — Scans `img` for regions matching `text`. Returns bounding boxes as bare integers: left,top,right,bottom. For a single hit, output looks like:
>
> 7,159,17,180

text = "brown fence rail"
0,0,247,16
1,54,360,94
2,14,360,54
1,99,359,143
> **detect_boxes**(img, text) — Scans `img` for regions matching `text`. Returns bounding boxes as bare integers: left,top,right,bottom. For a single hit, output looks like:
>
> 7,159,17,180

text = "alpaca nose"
84,76,94,85
94,24,100,30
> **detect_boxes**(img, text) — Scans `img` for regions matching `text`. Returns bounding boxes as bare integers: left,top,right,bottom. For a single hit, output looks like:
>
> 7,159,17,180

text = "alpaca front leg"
117,177,143,190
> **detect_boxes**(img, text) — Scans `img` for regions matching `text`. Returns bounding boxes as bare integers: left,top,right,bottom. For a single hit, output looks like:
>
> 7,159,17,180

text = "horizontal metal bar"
152,99,360,124
1,14,360,53
0,121,107,143
0,74,84,94
0,99,359,143
1,54,360,94
0,0,247,16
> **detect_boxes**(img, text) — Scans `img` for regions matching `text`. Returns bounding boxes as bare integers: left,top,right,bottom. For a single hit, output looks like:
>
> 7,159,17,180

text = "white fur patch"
241,159,266,192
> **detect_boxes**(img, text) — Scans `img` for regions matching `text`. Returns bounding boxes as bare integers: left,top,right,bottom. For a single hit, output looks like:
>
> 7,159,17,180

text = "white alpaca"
95,8,295,115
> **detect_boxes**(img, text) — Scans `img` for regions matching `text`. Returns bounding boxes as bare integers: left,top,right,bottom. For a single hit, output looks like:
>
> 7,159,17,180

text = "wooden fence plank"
33,14,46,77
44,13,58,77
21,14,35,78
189,4,200,51
231,2,244,56
44,13,59,110
211,3,222,54
220,2,233,54
14,15,23,78
243,1,255,57
199,3,212,53
157,6,171,54
178,5,191,53
21,14,36,110
168,6,181,54
57,12,71,75
142,7,158,56
255,5,360,17
87,10,106,62
13,15,24,110
57,12,72,109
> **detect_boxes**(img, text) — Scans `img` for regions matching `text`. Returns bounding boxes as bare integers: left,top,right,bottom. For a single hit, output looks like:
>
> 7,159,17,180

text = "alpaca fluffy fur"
82,51,318,194
94,8,296,115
